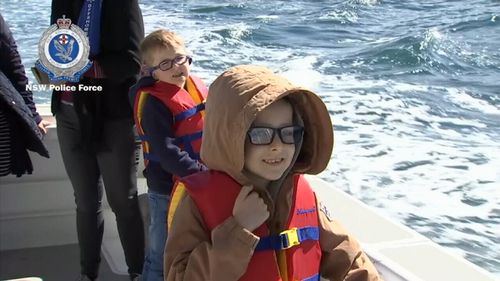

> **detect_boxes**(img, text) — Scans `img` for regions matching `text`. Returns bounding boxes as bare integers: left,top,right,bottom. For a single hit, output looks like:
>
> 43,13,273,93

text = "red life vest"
133,75,207,167
169,171,322,281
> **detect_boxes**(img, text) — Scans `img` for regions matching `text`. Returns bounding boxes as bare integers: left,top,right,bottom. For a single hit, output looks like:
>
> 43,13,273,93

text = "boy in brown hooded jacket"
164,65,383,281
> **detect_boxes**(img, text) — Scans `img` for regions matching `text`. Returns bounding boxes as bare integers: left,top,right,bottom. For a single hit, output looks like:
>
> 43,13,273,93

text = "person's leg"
142,191,170,281
97,118,145,276
56,104,103,279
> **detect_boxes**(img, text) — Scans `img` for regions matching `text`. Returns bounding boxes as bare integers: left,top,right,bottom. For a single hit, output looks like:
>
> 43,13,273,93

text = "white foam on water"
279,56,324,90
319,74,499,255
348,0,380,6
446,88,500,115
389,81,430,93
319,10,359,24
420,27,445,51
255,15,279,23
226,22,253,40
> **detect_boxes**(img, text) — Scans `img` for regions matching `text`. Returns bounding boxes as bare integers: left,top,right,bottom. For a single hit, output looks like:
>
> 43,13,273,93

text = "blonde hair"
140,29,186,66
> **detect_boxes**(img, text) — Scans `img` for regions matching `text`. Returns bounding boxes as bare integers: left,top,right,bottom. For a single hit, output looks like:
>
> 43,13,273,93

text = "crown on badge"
57,15,72,29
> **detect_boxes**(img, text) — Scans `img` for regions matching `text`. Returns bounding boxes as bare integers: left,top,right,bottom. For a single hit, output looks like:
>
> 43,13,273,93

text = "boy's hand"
232,185,269,232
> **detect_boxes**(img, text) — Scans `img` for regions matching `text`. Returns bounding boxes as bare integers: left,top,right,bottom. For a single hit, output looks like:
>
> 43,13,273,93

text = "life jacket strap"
143,153,160,162
302,273,321,281
174,102,205,123
255,226,319,251
173,131,203,160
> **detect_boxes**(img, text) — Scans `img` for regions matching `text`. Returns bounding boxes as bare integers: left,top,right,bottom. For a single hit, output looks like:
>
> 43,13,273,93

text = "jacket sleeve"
164,194,260,281
318,198,383,281
0,14,41,124
141,97,207,177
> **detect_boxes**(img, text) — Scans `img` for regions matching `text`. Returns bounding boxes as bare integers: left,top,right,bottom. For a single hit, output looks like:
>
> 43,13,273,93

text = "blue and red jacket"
129,76,207,195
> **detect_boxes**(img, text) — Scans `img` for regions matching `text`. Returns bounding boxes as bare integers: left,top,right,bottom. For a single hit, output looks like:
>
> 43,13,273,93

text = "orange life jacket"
133,75,207,167
169,170,322,281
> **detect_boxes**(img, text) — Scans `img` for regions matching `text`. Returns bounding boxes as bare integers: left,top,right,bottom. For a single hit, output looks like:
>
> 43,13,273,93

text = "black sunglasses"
149,55,192,75
247,126,304,145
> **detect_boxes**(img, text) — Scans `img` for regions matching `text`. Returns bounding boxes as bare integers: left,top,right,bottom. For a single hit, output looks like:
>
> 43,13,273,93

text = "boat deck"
1,244,129,281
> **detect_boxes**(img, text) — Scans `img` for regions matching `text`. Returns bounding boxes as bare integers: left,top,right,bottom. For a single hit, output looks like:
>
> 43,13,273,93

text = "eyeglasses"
149,55,192,74
247,126,304,145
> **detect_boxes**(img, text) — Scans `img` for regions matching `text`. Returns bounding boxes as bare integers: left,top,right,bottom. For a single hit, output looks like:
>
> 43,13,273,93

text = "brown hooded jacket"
164,65,383,281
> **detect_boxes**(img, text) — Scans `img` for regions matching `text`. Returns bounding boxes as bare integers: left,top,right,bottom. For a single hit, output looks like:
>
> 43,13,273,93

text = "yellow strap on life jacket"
136,91,149,133
185,77,205,119
136,91,152,165
278,250,289,281
167,181,187,229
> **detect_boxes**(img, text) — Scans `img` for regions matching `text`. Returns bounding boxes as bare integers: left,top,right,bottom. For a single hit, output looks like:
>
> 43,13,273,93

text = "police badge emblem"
35,15,92,82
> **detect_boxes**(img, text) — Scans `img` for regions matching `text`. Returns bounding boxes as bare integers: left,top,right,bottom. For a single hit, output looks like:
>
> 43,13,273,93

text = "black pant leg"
97,117,145,275
56,104,103,279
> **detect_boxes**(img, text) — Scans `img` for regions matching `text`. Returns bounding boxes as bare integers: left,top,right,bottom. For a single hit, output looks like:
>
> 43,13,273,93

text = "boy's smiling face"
244,99,296,185
151,46,190,88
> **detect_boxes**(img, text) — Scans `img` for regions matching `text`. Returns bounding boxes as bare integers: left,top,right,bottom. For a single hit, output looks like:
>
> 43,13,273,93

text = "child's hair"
140,29,185,67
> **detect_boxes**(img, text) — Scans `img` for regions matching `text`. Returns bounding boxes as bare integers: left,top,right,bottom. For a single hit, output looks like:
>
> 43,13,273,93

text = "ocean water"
1,0,499,277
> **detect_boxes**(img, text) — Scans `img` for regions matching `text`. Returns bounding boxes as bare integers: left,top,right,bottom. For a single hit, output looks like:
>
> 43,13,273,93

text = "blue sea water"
1,0,499,277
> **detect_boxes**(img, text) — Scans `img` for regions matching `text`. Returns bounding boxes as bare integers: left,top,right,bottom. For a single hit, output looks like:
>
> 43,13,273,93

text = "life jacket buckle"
280,227,300,249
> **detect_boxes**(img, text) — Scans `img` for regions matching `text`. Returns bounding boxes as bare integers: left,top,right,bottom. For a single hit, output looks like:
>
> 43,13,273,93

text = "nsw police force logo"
35,16,92,82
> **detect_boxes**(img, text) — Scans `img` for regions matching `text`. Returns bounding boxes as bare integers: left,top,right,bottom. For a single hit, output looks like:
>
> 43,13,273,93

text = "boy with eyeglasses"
164,65,383,281
129,29,208,281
